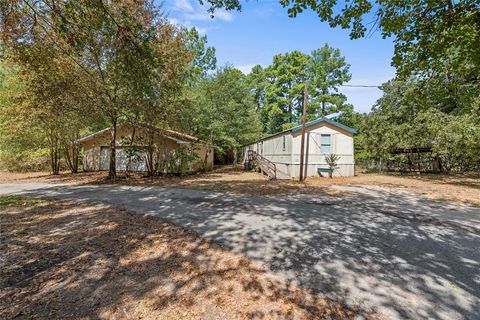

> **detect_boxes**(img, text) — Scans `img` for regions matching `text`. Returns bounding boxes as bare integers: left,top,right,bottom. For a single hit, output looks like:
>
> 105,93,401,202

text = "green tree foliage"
1,0,189,175
0,60,49,171
2,1,478,174
335,110,366,133
186,66,261,163
182,27,217,85
200,0,480,173
0,40,99,173
263,50,310,132
164,145,200,176
174,26,217,129
202,0,480,79
247,64,268,112
357,78,480,171
247,45,352,133
309,45,352,117
24,47,91,174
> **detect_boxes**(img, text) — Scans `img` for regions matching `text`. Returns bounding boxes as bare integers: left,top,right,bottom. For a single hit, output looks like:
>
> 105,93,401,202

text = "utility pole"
299,81,308,181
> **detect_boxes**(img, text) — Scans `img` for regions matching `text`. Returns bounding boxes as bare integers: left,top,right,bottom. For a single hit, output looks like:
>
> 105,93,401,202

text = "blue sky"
165,0,396,113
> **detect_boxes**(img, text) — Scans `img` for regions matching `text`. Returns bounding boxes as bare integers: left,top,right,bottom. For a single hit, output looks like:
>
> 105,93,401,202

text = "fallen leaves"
0,200,375,319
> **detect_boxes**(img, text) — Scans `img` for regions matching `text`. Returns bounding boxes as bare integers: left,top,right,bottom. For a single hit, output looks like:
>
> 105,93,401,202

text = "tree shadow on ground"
11,183,480,319
0,200,373,319
23,167,342,197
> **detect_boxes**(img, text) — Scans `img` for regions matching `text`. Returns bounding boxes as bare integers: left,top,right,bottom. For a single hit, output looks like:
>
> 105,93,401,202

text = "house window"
282,136,286,151
321,134,331,153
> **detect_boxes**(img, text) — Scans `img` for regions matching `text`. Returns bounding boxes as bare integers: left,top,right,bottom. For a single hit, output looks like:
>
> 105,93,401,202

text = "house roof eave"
242,117,357,147
76,123,205,145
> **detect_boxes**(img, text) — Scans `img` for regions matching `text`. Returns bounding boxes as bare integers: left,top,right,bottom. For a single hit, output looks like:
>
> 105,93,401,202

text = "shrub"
325,153,340,178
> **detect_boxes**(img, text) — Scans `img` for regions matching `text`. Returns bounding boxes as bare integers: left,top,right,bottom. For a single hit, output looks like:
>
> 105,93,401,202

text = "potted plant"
325,154,340,178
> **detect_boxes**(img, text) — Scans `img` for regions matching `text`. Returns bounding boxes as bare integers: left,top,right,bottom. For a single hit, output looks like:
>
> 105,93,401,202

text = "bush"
325,153,340,178
0,148,50,172
165,146,199,176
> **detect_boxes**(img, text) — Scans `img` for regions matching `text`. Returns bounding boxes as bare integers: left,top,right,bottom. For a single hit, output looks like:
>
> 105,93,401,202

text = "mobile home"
243,118,356,179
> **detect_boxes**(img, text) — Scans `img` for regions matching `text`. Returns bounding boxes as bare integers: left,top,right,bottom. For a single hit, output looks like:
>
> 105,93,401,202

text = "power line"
339,84,381,88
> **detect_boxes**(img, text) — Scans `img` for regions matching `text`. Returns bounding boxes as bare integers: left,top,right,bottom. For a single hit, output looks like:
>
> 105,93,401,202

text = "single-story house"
78,123,213,173
243,117,356,179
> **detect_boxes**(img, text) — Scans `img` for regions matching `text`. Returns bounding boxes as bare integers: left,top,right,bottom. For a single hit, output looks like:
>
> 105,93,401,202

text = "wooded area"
1,0,479,175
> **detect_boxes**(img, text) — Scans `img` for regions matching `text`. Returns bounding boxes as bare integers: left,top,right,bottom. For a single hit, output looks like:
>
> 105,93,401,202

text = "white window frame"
320,134,332,154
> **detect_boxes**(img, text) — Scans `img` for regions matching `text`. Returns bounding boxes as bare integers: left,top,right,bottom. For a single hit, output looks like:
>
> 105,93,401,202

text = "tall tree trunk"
146,131,156,176
70,143,79,173
204,137,212,171
109,117,117,178
321,88,327,116
55,148,60,174
71,131,79,173
146,147,154,176
50,147,55,175
289,102,293,123
63,135,79,174
51,145,60,175
49,128,61,175
72,134,79,173
233,147,237,167
63,144,73,173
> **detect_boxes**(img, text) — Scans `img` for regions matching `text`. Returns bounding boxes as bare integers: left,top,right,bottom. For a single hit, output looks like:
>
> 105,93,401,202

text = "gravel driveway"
1,183,479,320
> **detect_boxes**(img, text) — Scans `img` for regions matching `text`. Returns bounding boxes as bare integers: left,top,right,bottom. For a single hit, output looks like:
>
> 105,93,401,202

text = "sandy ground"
1,183,479,319
1,166,479,206
0,197,376,320
307,172,480,206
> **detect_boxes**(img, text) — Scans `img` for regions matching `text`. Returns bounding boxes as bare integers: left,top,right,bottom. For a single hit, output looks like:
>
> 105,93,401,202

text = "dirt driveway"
1,182,479,320
2,166,479,206
1,197,366,320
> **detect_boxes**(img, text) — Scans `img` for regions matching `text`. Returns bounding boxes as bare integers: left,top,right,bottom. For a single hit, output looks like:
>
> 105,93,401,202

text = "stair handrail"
256,154,277,179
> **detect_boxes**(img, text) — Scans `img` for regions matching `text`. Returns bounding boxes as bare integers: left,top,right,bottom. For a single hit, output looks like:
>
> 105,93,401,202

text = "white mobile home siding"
246,134,292,176
290,122,354,177
244,120,355,179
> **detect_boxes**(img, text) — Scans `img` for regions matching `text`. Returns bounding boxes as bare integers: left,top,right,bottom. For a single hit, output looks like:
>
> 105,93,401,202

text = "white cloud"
173,0,193,12
184,11,211,21
168,18,208,35
212,10,234,22
169,0,234,24
184,9,233,22
236,64,256,74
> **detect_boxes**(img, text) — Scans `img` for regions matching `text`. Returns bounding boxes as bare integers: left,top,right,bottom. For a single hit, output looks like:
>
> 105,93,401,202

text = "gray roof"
244,117,357,146
77,123,204,144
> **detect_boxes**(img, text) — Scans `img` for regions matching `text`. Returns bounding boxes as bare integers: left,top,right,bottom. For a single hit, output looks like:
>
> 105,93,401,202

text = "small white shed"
243,117,356,179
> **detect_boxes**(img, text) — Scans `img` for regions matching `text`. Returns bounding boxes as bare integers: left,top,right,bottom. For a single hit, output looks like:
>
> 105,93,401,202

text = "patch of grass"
0,195,44,206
